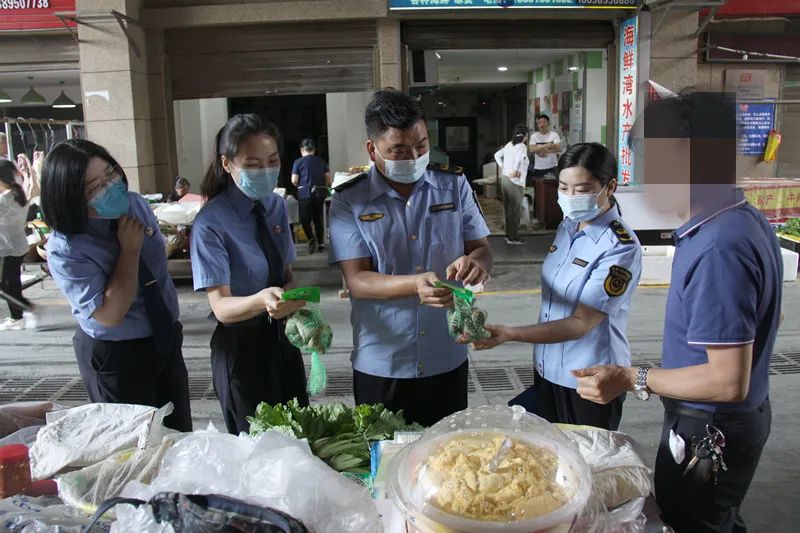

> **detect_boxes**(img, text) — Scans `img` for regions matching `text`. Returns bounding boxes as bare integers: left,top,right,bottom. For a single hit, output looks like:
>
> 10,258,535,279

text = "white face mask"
375,147,429,184
558,185,608,222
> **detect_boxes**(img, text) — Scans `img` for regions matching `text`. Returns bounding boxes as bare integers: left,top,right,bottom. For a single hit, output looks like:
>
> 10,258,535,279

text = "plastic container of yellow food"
387,405,591,533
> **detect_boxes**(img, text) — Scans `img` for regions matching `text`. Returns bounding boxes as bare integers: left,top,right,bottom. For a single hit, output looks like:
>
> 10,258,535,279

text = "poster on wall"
572,89,584,143
737,102,774,156
551,93,559,115
561,91,573,143
534,97,541,118
617,15,638,184
725,69,768,100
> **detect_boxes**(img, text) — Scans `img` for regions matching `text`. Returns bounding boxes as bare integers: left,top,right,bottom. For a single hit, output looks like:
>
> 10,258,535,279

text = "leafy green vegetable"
246,400,421,474
777,218,800,239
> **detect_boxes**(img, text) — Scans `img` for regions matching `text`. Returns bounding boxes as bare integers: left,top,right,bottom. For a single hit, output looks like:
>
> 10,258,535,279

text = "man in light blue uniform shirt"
329,90,493,426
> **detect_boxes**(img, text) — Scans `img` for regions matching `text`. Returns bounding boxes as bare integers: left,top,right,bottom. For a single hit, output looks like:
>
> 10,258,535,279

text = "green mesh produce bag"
436,282,490,344
283,288,332,395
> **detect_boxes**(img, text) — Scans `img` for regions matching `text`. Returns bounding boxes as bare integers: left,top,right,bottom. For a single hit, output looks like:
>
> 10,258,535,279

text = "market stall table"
740,177,800,225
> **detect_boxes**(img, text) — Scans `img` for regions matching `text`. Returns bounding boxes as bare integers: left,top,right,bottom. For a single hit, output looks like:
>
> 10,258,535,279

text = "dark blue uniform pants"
73,322,192,432
656,399,771,533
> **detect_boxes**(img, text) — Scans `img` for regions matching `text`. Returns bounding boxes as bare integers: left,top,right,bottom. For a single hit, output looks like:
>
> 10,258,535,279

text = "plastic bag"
437,282,490,343
110,504,175,533
764,130,782,162
29,403,174,480
58,435,179,515
557,425,652,509
282,287,332,395
121,428,381,533
0,494,111,532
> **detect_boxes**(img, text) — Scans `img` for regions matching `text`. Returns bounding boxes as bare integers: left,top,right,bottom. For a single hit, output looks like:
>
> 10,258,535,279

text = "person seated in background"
168,177,191,203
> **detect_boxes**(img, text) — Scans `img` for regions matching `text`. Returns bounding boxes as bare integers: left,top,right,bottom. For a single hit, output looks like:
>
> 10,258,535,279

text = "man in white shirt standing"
530,114,561,177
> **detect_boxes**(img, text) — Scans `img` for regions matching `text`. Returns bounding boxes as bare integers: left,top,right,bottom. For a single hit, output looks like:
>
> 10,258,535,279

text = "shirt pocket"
356,214,395,272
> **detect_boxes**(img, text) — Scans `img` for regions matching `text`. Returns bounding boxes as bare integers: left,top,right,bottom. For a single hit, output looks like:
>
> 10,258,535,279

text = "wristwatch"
633,367,651,401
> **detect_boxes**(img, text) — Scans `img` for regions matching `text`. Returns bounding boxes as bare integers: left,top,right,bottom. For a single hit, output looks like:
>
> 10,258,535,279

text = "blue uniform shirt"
663,189,782,412
46,192,179,341
191,183,296,294
329,165,490,379
291,155,329,200
535,206,642,389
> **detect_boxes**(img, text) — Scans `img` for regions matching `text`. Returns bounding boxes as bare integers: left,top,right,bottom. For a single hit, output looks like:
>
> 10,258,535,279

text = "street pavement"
1,240,799,531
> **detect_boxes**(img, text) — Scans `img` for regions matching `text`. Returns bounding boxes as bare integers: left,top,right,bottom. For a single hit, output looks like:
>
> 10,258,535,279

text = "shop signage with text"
617,16,637,184
0,0,75,31
389,0,637,9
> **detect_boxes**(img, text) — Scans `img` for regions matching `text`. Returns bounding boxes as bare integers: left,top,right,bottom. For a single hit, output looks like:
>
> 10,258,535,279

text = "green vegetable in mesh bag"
436,282,490,344
282,287,332,395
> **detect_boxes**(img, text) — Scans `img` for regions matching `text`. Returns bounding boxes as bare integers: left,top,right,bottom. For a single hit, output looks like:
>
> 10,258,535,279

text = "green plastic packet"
435,282,489,343
282,287,330,395
281,286,321,304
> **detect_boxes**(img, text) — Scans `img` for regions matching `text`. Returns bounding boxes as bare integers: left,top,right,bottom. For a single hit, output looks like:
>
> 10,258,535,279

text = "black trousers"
73,322,192,432
655,399,771,533
533,370,624,430
1,255,31,320
353,360,469,427
210,321,308,435
531,166,557,178
298,195,325,247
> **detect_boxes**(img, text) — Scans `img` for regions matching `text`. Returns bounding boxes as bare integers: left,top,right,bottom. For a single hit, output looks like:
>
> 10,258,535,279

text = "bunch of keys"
683,424,728,485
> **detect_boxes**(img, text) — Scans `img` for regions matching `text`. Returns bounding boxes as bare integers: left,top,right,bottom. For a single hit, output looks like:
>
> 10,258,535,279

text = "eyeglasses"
86,165,122,201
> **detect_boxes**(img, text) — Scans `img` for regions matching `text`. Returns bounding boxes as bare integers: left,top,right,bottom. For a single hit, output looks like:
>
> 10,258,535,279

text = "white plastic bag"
29,403,174,480
560,426,652,509
58,435,179,515
121,428,381,533
0,495,110,532
109,504,175,533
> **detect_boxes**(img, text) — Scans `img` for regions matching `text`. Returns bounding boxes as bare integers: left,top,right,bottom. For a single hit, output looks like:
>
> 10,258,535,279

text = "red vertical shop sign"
0,0,76,31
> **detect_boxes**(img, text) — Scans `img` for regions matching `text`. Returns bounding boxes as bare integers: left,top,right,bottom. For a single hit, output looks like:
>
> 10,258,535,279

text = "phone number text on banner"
0,0,76,31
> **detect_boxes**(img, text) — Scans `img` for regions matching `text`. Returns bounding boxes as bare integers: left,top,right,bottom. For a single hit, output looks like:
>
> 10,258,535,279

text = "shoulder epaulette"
609,220,634,244
333,172,368,193
427,162,464,175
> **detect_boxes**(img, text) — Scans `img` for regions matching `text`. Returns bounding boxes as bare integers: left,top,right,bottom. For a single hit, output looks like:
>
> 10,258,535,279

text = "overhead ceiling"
0,70,81,108
434,48,590,88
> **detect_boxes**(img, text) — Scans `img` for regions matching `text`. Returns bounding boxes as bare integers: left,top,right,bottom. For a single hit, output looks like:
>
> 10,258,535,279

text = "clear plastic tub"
387,405,592,533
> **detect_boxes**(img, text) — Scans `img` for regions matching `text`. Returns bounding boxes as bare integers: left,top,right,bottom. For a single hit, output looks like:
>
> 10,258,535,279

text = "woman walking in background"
495,124,530,245
0,160,35,330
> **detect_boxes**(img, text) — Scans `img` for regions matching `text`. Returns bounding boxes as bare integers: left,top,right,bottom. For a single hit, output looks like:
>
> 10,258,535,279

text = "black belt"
662,397,769,421
207,311,273,329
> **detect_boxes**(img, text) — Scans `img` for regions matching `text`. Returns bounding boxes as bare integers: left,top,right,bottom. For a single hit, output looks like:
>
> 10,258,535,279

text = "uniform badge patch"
273,225,283,234
359,213,384,222
604,265,633,297
572,258,588,267
549,245,558,253
430,203,456,213
610,220,634,243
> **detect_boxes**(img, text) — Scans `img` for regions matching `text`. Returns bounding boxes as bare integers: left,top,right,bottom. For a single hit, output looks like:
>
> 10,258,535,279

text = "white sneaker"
23,311,39,330
505,238,526,245
0,317,25,331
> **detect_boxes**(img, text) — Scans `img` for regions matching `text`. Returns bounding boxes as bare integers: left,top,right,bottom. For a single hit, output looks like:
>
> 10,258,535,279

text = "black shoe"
308,242,316,254
317,244,326,252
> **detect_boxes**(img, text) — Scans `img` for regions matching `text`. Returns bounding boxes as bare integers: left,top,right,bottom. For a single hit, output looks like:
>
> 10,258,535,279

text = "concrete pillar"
76,0,165,194
377,18,402,90
648,10,699,93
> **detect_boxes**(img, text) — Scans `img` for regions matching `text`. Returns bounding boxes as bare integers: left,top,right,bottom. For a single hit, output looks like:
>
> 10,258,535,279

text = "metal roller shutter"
166,20,377,99
0,33,78,72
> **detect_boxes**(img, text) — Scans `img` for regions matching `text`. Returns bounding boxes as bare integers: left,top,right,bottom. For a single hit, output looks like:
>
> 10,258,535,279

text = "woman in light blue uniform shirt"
190,114,307,435
42,140,192,432
476,142,642,430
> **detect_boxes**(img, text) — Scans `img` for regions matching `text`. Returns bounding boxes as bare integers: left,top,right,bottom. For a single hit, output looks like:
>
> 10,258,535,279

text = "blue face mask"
557,185,608,223
89,177,129,219
232,163,280,200
375,148,429,184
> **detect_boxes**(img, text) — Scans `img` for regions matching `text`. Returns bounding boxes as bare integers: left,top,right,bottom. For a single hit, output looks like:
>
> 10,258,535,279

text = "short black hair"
202,113,282,200
536,114,550,123
175,177,190,188
41,139,126,236
365,90,425,140
557,142,617,188
300,138,316,152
